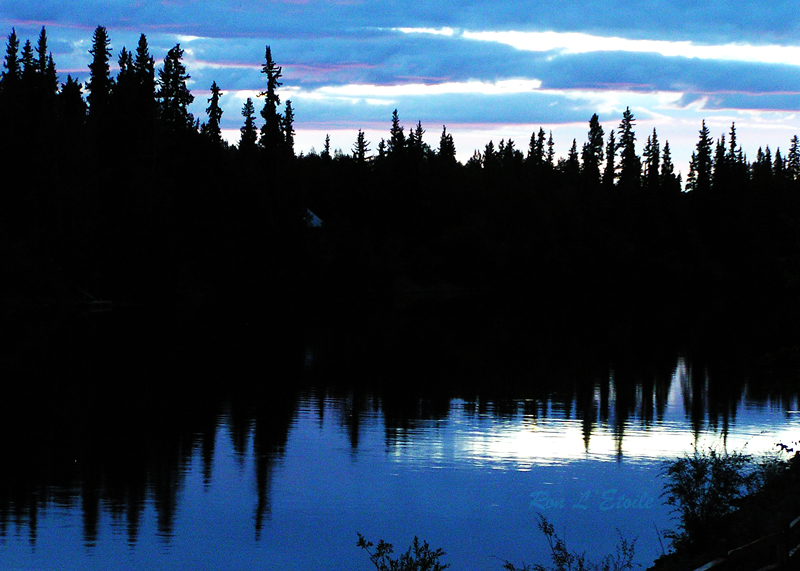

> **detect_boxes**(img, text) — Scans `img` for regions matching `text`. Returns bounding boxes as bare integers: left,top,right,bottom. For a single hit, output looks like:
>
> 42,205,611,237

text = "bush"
357,533,450,571
501,514,636,571
661,447,760,548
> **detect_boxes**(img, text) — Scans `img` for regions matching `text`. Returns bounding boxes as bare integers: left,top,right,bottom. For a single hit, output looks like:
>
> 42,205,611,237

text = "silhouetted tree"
774,148,787,188
132,34,156,121
527,127,546,166
581,113,604,188
602,129,616,190
562,138,580,184
499,138,523,172
86,26,112,120
642,128,660,192
157,44,194,131
751,146,773,189
788,135,800,184
200,81,224,146
483,140,498,173
388,109,405,158
437,125,456,165
617,107,640,192
57,75,87,131
546,131,555,167
660,141,681,194
282,99,295,158
1,28,21,91
352,129,370,163
19,39,35,92
34,27,48,76
322,134,332,160
686,120,713,194
112,46,136,119
408,120,430,163
239,97,258,153
258,45,283,155
34,27,57,107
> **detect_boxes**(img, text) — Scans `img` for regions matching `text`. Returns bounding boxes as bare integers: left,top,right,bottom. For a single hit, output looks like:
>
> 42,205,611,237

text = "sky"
4,1,800,175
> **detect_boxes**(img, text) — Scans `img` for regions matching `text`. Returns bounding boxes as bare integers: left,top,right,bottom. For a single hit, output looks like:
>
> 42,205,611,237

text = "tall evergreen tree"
546,131,555,167
133,34,156,108
686,120,713,193
580,113,604,188
157,44,194,131
200,81,224,146
388,109,405,157
751,146,774,189
438,125,456,164
258,45,283,154
20,40,35,87
282,99,295,157
113,47,135,111
322,133,332,160
528,127,546,166
34,27,48,75
352,129,370,162
602,129,616,190
239,97,258,152
563,139,580,183
87,26,112,119
642,128,660,192
57,75,87,132
787,135,800,183
616,107,640,192
1,28,21,91
660,141,681,194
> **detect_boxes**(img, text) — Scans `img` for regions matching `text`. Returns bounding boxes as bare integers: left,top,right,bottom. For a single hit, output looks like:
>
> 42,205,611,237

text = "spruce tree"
546,131,555,167
87,26,112,120
602,129,616,190
1,28,21,90
58,75,87,131
239,97,258,152
133,34,156,114
282,99,295,157
563,139,580,183
438,125,456,164
258,45,283,154
322,134,331,160
686,120,713,193
581,113,604,187
20,40,35,89
34,27,48,75
527,127,546,166
201,81,224,146
388,109,405,157
642,128,660,192
616,107,640,192
787,135,800,183
157,44,194,131
352,129,370,162
660,141,680,194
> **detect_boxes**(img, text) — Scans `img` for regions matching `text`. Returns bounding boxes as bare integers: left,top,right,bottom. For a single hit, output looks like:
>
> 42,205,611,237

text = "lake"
1,310,799,570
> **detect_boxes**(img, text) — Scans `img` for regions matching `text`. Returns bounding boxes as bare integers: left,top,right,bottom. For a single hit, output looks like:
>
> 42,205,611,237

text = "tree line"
3,25,800,347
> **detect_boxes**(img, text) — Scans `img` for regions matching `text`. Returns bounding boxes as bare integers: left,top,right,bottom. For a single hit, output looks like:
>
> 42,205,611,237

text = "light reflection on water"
1,358,800,571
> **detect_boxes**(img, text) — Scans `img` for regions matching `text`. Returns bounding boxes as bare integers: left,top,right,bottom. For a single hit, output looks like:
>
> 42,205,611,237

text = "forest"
4,25,800,356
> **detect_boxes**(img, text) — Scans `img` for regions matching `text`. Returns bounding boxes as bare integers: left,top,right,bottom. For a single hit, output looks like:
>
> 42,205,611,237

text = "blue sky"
3,0,800,174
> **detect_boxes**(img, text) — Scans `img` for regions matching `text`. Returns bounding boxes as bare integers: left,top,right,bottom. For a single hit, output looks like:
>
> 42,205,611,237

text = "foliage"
502,515,636,571
661,448,760,548
357,533,450,571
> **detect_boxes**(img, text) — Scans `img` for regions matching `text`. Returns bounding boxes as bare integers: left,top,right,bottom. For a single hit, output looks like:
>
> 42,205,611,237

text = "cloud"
5,0,800,172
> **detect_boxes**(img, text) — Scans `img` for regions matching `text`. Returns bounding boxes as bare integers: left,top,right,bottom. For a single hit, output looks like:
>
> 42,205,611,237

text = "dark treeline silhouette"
4,26,800,350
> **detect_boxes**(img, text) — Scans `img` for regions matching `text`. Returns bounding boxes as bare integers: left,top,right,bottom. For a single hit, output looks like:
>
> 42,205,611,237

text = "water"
1,346,799,571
